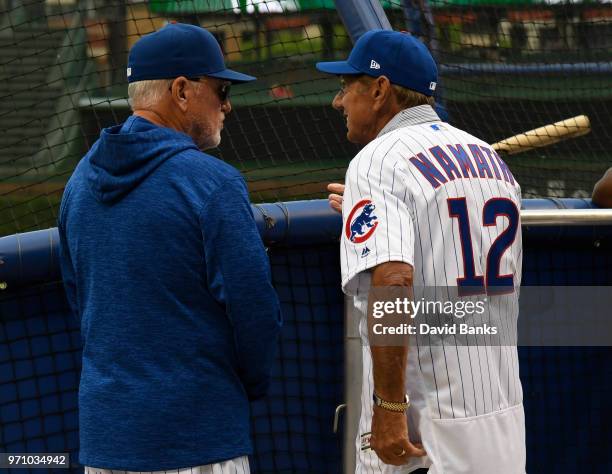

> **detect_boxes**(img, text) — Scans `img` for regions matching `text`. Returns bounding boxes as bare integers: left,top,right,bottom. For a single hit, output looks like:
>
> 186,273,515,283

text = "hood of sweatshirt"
85,115,198,203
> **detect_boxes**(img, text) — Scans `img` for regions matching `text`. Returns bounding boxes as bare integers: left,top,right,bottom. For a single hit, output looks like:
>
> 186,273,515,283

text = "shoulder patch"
345,199,379,244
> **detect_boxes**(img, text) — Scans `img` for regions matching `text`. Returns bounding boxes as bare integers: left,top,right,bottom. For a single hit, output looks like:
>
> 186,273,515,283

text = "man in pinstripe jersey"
318,30,525,473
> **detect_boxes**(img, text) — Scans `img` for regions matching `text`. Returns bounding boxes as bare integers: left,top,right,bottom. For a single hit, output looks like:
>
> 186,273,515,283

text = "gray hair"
127,79,174,110
353,75,435,110
391,84,435,109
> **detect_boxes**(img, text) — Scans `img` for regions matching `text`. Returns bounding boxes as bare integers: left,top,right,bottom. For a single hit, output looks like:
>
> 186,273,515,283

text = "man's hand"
327,183,345,213
370,405,426,465
592,167,612,208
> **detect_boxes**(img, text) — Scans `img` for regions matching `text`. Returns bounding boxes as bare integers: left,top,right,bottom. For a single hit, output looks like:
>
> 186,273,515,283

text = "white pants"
85,456,250,474
356,343,525,474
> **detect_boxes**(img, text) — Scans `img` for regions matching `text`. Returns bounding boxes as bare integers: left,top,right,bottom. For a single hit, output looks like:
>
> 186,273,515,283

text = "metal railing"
522,209,612,226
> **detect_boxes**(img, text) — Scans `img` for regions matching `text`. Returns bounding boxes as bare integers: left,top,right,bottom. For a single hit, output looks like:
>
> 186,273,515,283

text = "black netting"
2,233,612,473
0,282,81,474
0,244,344,474
251,244,344,473
520,231,612,473
2,1,612,236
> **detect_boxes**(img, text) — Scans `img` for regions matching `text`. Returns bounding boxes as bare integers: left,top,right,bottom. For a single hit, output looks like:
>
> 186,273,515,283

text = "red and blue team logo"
346,199,379,244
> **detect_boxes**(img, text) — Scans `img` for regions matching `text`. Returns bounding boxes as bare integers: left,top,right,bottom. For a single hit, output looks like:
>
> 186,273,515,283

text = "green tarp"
149,0,403,15
149,0,593,15
149,0,236,15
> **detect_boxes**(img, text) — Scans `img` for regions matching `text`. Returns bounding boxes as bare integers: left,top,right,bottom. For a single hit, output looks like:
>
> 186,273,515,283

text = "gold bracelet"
373,393,410,413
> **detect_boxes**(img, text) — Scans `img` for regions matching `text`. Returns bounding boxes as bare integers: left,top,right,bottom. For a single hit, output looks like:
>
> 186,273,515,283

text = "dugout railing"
1,198,612,474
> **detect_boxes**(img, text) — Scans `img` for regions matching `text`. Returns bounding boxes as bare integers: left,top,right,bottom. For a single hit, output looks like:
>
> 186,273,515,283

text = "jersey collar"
377,105,440,137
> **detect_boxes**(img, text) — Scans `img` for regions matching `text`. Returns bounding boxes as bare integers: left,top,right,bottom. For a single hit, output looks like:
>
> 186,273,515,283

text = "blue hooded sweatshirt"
58,116,281,471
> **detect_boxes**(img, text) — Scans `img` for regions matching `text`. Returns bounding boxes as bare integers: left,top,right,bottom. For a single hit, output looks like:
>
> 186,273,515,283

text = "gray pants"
84,456,250,474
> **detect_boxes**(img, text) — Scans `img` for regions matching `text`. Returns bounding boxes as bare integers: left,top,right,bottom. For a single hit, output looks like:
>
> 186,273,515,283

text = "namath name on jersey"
372,322,498,335
409,142,515,189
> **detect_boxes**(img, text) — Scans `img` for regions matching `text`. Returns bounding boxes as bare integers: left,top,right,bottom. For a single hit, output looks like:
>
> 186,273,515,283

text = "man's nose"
332,92,343,112
222,100,232,115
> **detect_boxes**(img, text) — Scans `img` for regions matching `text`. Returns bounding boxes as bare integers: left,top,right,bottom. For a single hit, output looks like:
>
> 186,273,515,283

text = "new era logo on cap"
127,67,132,77
429,81,436,91
370,60,380,70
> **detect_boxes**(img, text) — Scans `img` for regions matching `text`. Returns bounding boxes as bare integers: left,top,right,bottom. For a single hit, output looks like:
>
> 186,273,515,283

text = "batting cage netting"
1,1,612,474
0,238,346,473
1,0,612,236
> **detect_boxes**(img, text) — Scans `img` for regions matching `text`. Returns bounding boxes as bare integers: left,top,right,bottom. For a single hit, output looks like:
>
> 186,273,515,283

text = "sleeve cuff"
342,253,414,296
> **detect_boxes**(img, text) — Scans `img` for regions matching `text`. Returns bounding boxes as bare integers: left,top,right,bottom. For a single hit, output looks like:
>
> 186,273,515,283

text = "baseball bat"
491,115,591,156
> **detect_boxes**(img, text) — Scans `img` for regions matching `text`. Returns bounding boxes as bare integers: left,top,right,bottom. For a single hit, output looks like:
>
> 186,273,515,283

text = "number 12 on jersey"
447,197,519,295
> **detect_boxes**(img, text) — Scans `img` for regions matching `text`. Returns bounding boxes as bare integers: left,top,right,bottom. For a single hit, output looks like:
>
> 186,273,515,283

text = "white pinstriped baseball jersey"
341,105,525,474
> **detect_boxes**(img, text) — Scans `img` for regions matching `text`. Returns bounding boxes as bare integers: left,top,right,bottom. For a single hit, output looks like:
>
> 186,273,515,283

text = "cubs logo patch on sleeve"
345,199,379,244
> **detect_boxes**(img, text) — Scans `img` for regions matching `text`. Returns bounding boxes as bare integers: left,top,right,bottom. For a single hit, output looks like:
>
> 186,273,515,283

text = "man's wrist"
373,392,410,412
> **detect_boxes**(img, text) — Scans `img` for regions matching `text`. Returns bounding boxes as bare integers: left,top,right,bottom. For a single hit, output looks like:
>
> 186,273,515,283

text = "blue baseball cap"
316,30,437,97
127,23,256,84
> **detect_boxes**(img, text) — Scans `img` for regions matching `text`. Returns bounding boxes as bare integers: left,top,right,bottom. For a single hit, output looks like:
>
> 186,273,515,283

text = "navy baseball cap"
127,23,255,84
316,30,437,97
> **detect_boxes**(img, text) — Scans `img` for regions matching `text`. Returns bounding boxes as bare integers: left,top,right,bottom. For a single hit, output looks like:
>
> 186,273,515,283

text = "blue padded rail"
0,198,609,288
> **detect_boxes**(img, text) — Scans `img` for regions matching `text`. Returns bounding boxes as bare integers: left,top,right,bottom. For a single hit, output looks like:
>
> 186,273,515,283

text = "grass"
0,193,62,236
0,160,349,237
442,76,612,102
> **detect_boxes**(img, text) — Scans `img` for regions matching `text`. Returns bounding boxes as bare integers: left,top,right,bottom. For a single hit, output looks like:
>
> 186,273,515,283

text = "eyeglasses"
168,78,231,103
188,78,231,102
337,76,360,97
337,75,371,97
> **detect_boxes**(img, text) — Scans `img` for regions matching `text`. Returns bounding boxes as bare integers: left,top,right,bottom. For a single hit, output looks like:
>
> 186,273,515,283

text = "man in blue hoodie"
58,23,282,474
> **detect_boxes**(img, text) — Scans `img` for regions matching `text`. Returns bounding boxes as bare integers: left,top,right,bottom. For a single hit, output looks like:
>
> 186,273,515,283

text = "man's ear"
371,76,392,110
170,77,190,112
